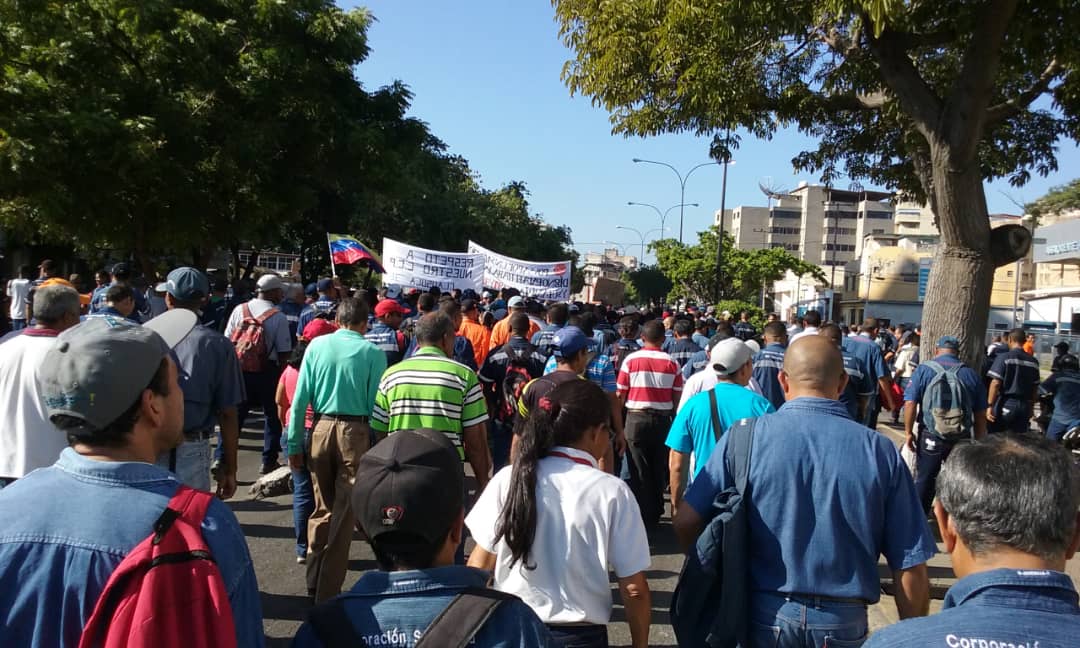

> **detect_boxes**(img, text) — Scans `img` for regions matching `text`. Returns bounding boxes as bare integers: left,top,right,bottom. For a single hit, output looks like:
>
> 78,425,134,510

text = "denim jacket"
864,568,1080,647
0,449,264,648
292,566,552,647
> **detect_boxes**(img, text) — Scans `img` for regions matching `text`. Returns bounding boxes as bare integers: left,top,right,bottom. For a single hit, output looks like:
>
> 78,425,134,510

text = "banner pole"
326,233,337,278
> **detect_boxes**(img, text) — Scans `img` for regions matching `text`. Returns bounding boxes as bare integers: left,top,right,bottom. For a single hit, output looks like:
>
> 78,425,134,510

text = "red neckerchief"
21,327,60,338
548,450,594,467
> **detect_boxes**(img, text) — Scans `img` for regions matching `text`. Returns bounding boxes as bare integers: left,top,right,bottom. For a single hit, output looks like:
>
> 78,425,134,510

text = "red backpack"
78,486,237,648
230,303,278,372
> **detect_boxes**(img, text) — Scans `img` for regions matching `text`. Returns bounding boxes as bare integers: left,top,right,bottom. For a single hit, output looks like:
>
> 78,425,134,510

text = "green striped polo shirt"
371,346,489,459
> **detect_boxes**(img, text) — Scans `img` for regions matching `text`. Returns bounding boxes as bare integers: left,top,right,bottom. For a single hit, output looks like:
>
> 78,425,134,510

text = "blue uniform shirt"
297,298,338,338
1041,370,1080,427
683,348,710,379
279,300,305,339
174,323,246,432
666,382,774,479
530,324,563,359
903,353,988,434
751,343,787,410
988,347,1041,400
292,566,552,648
843,334,888,383
685,397,936,601
864,568,1080,648
840,350,875,421
669,338,703,371
0,449,264,648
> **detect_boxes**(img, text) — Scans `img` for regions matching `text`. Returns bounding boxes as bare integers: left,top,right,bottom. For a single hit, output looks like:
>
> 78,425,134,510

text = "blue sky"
347,1,1080,262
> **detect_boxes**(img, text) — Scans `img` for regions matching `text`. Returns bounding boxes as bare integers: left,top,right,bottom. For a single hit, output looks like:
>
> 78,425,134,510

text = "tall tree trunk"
919,145,997,369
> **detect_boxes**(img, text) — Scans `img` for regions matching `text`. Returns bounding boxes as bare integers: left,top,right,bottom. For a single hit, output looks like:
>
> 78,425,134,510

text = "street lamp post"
632,159,718,243
627,201,699,234
616,226,665,266
1013,214,1035,326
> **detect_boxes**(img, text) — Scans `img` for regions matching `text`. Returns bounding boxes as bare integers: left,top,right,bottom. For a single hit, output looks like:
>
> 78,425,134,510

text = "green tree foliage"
554,0,1080,365
653,228,825,304
622,265,673,306
0,1,572,277
1027,178,1080,219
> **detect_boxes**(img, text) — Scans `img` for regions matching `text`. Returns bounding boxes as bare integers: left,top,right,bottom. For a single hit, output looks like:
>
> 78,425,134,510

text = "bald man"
674,336,935,647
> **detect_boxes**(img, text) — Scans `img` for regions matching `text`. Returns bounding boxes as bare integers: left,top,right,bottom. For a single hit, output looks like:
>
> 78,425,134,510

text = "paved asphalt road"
226,416,1078,647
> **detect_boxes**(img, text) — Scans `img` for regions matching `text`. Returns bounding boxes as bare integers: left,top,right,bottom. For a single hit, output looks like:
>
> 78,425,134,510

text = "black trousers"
624,409,672,529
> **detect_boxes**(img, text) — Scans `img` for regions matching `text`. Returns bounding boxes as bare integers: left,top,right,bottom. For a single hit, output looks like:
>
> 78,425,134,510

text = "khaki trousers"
305,416,370,603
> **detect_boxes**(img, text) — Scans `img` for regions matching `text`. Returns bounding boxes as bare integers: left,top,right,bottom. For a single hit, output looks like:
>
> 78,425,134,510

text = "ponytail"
495,404,558,569
493,380,609,570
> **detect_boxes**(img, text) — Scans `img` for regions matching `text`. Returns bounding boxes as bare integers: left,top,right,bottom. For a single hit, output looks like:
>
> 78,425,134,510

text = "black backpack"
500,346,535,422
307,587,517,648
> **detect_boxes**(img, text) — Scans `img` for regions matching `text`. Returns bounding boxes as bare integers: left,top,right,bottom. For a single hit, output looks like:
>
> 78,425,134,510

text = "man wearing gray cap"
154,267,245,499
0,284,82,487
292,429,550,647
0,312,263,647
226,273,292,474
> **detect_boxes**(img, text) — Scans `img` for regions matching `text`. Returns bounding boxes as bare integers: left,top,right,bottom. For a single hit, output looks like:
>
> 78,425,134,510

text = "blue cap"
317,278,334,292
937,335,960,351
156,267,210,301
305,282,317,296
552,326,589,358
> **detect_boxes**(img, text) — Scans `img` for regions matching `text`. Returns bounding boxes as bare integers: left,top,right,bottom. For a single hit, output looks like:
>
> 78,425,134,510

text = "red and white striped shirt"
616,348,683,411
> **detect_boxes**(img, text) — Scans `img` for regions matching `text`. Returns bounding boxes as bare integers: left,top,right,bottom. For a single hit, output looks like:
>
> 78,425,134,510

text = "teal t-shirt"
665,382,774,478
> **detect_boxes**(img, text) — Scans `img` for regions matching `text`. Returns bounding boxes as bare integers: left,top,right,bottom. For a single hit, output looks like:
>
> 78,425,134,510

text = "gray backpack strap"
415,587,515,648
708,388,723,441
725,417,756,495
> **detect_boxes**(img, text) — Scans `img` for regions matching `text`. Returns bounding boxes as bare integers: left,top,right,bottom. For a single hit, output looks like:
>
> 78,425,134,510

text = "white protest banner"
381,238,484,293
467,241,572,301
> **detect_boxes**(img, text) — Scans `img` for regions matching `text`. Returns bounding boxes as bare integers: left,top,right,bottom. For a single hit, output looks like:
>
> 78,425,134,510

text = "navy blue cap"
317,278,334,292
936,336,960,351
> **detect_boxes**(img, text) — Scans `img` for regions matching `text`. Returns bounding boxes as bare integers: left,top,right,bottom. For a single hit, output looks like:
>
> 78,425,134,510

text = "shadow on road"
243,523,296,539
261,591,311,622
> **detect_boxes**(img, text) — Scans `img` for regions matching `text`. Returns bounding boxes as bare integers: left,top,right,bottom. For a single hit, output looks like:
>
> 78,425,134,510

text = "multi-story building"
577,248,637,304
1026,211,1080,332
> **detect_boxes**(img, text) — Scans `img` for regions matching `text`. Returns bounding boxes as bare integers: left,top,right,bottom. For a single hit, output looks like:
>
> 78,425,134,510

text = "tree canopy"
554,0,1080,365
0,0,572,277
1027,178,1080,219
652,228,826,304
622,265,674,306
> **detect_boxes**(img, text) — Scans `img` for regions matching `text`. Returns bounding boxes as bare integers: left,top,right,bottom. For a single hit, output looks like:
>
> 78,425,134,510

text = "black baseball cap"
352,429,463,546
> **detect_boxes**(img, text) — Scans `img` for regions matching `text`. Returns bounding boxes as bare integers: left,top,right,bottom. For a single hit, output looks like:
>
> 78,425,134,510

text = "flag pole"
326,233,337,278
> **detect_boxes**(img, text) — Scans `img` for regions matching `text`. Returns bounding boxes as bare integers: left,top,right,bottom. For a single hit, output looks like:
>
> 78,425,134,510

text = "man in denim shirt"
293,429,551,647
865,434,1080,647
0,312,263,648
675,336,935,648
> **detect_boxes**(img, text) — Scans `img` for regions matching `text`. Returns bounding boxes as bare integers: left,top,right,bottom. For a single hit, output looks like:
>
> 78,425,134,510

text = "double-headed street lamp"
632,158,719,243
616,225,666,266
627,201,699,234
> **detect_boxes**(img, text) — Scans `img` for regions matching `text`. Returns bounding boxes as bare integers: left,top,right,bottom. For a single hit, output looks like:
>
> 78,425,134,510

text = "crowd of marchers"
1,259,1078,648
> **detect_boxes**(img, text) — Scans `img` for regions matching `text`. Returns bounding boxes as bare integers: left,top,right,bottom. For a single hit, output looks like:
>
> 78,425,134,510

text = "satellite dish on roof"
758,177,790,200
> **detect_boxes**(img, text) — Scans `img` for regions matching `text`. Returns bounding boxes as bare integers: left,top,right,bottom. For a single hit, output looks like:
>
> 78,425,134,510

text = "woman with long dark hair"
466,380,651,648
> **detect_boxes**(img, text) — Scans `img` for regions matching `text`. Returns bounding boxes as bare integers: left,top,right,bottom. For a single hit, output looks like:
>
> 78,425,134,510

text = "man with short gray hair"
865,434,1080,647
0,284,83,485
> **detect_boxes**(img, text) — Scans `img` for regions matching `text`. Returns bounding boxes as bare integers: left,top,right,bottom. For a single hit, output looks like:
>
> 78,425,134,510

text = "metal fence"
985,329,1079,372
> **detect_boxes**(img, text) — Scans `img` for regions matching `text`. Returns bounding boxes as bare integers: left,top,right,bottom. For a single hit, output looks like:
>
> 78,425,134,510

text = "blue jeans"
10,319,26,332
750,592,868,648
155,438,212,492
1047,419,1076,442
546,624,608,647
237,367,284,468
489,419,513,472
293,429,315,558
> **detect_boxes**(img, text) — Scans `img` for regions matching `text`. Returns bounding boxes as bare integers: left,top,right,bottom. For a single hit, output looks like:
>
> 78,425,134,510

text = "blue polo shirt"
843,334,888,384
685,397,936,601
863,568,1080,648
669,338,703,371
530,324,563,359
903,353,988,435
297,297,338,337
751,343,787,410
988,347,1041,400
840,350,875,421
1040,370,1080,427
683,348,710,379
666,383,774,479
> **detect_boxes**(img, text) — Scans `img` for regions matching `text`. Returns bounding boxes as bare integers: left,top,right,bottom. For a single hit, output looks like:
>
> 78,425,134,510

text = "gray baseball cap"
709,337,753,376
39,310,197,431
155,267,210,301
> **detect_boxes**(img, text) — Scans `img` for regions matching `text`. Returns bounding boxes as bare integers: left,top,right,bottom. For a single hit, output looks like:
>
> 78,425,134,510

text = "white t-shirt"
0,332,68,478
6,278,30,321
223,298,293,362
466,445,651,625
788,326,820,344
679,371,763,411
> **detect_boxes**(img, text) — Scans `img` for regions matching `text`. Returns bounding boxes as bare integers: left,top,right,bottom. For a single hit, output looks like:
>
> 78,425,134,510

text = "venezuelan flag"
327,233,385,273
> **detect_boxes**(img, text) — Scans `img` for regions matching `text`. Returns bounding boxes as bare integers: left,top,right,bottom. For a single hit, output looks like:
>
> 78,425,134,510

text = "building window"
824,227,857,236
769,242,800,251
867,211,892,219
771,209,802,219
824,243,856,252
768,226,801,235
